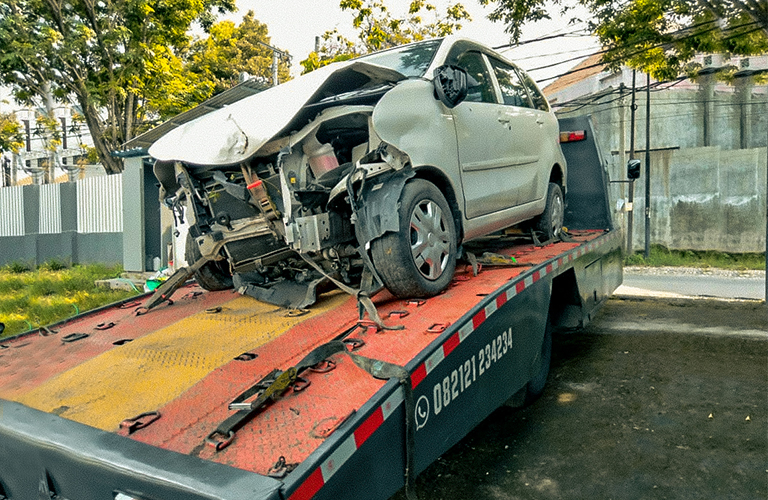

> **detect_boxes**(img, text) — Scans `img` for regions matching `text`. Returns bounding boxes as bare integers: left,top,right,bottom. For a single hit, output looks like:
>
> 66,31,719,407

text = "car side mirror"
627,159,641,180
433,65,469,109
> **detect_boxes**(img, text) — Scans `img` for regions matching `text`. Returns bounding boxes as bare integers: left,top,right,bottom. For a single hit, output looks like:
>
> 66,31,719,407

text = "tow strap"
202,338,418,499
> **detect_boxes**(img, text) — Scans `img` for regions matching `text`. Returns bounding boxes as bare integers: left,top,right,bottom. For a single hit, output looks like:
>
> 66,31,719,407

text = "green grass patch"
0,262,140,338
625,245,766,270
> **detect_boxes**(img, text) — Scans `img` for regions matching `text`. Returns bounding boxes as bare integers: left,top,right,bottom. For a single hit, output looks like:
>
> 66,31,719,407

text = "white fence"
0,175,123,238
76,174,123,233
0,186,24,237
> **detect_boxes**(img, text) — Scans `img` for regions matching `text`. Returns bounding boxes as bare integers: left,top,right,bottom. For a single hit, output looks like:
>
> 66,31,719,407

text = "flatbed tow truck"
0,116,622,500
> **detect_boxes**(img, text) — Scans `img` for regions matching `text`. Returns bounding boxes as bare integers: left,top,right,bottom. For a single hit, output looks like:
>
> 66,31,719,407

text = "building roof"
542,53,606,97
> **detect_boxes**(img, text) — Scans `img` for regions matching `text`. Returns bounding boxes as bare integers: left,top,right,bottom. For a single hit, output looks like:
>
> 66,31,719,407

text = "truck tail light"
559,130,587,143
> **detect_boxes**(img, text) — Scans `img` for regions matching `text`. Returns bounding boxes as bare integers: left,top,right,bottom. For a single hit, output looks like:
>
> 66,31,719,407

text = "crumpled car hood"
148,61,407,166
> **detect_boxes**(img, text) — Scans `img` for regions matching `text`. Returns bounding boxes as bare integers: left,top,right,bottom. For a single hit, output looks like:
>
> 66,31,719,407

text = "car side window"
518,69,550,112
455,51,496,104
489,58,533,108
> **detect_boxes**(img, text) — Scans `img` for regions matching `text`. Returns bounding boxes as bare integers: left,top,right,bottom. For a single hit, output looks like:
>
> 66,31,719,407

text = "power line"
511,46,597,62
531,20,762,83
551,72,768,113
492,28,592,51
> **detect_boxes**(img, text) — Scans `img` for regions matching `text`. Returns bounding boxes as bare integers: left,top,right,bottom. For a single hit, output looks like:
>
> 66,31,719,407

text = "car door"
485,57,546,206
450,51,538,219
517,67,561,203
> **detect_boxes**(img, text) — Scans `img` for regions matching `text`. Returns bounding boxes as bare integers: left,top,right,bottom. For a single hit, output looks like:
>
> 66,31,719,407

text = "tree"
478,0,768,80
301,0,471,73
0,0,235,174
0,111,23,156
186,11,291,95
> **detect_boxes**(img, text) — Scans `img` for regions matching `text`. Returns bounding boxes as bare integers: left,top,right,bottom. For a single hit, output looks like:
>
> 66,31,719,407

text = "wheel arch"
549,163,565,195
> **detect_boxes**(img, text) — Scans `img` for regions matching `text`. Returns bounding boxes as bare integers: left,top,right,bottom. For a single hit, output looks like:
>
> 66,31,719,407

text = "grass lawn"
625,245,765,270
0,246,763,339
0,262,140,339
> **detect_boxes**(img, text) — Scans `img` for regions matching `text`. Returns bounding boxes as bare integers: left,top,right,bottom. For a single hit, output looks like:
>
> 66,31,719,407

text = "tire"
531,182,564,241
185,233,234,291
524,319,553,405
370,179,457,298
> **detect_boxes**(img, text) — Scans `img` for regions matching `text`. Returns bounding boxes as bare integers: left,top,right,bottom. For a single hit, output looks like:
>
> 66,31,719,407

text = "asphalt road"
392,298,767,500
621,267,766,300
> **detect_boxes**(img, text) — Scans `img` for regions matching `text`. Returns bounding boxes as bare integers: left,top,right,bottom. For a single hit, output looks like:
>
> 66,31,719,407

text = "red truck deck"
0,116,623,500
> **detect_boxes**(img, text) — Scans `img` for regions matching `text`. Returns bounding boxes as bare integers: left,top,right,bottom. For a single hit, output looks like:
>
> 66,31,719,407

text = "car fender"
371,79,463,205
353,168,416,246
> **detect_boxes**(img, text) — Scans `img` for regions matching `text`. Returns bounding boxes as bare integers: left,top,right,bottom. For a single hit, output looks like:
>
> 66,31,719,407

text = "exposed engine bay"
156,104,414,308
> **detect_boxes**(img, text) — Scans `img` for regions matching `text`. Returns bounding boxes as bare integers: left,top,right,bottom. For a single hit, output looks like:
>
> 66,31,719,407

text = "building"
543,54,767,253
0,86,98,187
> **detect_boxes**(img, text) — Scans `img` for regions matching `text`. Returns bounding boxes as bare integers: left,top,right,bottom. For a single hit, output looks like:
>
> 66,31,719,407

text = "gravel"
624,266,766,279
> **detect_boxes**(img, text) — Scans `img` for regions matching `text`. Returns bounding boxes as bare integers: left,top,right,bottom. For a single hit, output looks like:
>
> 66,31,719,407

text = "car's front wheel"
185,233,234,291
370,179,457,298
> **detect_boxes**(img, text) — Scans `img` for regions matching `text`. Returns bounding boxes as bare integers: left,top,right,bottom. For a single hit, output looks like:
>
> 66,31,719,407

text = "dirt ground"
393,298,767,500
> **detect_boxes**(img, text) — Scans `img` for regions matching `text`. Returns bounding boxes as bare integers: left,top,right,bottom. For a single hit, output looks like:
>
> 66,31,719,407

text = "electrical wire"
550,22,759,76
531,20,762,82
493,27,592,51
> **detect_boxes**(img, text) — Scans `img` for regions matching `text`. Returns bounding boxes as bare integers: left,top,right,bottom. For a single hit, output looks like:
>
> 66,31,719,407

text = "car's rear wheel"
185,233,234,291
370,179,457,298
531,182,564,241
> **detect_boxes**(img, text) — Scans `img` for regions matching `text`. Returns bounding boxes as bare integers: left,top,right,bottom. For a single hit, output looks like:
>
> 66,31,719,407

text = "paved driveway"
393,298,767,500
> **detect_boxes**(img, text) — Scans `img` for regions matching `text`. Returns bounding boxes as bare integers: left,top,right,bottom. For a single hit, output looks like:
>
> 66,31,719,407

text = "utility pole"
627,70,637,254
272,52,279,87
644,73,651,260
252,41,291,87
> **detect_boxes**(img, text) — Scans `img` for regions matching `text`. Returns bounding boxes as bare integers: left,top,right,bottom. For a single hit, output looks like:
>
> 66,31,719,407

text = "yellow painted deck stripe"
15,292,348,431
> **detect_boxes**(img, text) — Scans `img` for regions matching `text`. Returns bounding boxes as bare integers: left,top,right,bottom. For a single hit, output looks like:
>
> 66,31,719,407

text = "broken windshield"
359,39,442,78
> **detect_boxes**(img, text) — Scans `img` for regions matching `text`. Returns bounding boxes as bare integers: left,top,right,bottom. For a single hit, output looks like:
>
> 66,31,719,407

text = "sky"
218,0,600,83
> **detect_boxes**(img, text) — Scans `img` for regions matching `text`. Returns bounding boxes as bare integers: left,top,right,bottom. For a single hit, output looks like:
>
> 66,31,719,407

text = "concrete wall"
0,160,160,269
0,232,124,268
605,145,766,253
552,71,767,254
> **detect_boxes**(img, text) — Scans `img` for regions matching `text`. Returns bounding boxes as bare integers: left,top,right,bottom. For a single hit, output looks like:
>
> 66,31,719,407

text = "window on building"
23,119,31,151
61,117,67,150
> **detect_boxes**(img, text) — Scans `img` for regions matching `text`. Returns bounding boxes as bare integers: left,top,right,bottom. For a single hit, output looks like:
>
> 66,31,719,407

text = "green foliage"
0,111,23,154
0,262,138,338
478,0,768,81
3,261,32,274
301,0,471,73
0,0,235,174
186,11,291,94
34,113,62,152
625,245,766,270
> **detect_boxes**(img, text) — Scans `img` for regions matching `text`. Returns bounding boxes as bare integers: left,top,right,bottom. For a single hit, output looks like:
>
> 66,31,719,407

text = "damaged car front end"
150,37,566,307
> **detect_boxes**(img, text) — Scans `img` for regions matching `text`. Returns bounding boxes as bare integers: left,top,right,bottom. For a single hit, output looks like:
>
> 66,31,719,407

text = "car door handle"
498,116,511,123
536,117,545,125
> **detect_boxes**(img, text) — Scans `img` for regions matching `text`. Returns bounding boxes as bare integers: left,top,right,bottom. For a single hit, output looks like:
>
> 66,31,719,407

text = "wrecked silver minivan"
150,36,567,307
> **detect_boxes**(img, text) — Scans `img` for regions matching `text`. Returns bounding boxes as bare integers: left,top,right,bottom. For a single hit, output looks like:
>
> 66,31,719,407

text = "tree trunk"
76,89,123,174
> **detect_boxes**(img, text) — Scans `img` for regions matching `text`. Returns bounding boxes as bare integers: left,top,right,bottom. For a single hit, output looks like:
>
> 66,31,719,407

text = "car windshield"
359,39,442,78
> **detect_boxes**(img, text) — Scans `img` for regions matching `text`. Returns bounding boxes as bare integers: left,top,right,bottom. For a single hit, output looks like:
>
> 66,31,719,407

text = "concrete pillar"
735,75,754,150
22,184,39,235
122,156,146,272
59,182,77,232
699,73,715,147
